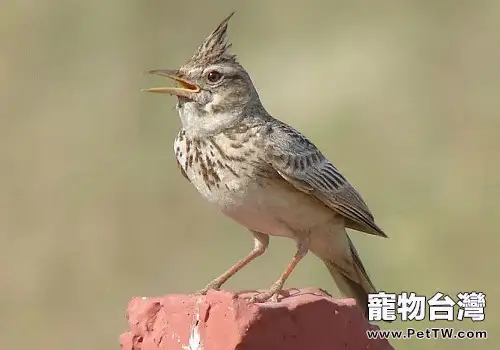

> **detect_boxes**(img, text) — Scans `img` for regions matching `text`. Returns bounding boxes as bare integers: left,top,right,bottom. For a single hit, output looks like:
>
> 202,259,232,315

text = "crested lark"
145,13,387,317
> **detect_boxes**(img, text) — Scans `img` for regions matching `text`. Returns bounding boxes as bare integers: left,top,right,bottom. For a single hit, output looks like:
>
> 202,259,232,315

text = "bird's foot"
193,279,223,296
247,280,284,303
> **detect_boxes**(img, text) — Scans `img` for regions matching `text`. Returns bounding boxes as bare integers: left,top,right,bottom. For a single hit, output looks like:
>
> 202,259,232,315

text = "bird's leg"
249,236,310,303
195,231,269,295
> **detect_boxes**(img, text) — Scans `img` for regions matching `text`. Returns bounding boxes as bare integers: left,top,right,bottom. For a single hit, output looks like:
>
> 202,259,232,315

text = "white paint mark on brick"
187,296,204,350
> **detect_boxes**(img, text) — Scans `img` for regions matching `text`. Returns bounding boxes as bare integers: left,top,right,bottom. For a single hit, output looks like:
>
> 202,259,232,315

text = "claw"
247,281,284,303
271,293,280,303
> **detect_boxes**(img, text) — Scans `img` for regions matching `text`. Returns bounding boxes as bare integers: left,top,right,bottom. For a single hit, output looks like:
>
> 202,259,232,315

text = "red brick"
120,288,394,350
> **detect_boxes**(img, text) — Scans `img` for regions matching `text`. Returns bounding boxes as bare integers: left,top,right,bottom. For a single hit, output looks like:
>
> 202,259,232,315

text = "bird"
144,12,387,317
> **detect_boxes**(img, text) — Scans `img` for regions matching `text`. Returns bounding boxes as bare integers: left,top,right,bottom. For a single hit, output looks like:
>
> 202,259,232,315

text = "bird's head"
145,12,263,135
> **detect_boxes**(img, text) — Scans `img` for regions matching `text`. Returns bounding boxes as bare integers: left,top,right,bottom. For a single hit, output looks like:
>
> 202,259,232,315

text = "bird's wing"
176,158,190,181
264,121,387,238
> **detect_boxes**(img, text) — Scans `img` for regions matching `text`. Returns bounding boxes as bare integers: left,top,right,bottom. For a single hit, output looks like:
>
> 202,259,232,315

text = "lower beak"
143,69,200,97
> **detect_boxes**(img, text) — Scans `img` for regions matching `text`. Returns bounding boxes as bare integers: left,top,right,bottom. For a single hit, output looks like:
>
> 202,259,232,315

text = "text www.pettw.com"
367,328,488,340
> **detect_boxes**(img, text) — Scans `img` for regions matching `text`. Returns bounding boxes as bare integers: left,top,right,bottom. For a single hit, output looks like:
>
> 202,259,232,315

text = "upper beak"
143,69,200,97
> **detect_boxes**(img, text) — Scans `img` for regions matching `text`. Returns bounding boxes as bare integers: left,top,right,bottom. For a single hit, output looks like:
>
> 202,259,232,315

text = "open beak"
143,69,200,97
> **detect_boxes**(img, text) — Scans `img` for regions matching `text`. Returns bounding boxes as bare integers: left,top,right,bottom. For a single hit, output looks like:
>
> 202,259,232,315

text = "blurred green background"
1,0,498,349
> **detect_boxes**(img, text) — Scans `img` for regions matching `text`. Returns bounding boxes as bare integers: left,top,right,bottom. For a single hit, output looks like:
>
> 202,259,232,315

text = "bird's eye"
207,70,223,83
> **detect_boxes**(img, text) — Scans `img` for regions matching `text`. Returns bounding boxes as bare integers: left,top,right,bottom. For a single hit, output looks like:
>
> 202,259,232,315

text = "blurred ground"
1,1,499,349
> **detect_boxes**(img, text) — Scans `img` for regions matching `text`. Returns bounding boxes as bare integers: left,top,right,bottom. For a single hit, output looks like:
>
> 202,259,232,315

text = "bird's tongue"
177,80,198,91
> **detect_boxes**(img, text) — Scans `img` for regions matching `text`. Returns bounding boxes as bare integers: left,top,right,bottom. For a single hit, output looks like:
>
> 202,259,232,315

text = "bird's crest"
189,12,237,66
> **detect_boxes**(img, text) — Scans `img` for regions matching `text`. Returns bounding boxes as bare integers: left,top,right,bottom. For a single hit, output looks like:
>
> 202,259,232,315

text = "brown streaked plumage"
144,13,387,318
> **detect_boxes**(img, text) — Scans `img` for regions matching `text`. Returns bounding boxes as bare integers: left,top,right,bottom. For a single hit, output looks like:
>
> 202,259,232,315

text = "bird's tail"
322,235,376,318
